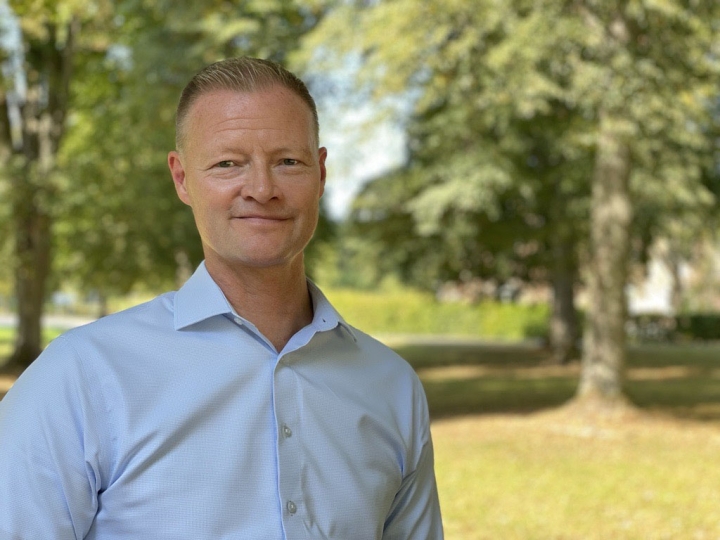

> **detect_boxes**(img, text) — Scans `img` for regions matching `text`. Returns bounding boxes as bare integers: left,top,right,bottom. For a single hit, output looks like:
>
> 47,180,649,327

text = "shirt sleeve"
382,384,444,540
0,336,101,540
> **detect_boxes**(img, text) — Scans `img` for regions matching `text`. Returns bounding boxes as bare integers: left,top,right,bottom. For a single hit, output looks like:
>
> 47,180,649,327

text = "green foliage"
304,0,720,289
45,0,331,295
303,0,720,395
627,313,720,342
323,286,549,340
54,38,201,294
675,314,720,342
304,199,336,280
0,0,336,365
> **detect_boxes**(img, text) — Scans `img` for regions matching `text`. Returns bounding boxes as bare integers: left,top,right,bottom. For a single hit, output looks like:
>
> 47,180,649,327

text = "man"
0,57,443,539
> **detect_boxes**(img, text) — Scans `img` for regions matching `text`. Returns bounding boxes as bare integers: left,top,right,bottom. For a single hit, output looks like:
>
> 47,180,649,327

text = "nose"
240,164,278,204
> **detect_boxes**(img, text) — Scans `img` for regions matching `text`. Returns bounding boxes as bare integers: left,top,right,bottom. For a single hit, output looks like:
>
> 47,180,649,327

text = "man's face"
168,86,326,273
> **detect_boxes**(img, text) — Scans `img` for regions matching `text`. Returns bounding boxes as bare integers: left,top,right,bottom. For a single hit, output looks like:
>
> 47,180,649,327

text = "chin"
222,252,305,271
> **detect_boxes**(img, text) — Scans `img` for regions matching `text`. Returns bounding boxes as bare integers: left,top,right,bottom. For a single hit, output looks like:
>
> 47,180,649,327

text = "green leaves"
0,0,329,299
304,0,720,292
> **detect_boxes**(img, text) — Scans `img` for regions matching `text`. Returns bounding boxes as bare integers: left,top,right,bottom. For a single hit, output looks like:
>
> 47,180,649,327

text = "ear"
168,151,192,206
318,147,327,198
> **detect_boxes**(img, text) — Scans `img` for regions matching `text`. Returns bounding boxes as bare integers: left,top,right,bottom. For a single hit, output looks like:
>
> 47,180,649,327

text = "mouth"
233,215,289,224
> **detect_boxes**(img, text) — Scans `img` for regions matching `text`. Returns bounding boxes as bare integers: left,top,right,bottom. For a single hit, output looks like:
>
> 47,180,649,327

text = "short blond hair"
175,57,319,152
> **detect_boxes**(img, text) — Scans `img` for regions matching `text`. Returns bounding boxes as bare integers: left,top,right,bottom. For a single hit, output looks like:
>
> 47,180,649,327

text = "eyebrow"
211,145,313,156
270,147,314,158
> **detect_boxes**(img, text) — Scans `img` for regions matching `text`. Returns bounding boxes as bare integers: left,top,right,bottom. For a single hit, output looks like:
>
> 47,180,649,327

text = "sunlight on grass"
432,414,720,539
401,341,720,539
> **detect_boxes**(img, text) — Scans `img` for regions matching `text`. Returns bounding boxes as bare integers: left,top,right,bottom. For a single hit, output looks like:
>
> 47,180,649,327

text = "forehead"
183,86,316,148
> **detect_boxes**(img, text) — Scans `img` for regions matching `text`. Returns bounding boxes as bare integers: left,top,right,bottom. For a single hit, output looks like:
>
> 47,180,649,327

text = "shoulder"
49,293,179,361
0,329,105,461
328,325,429,415
4,293,175,403
63,292,175,343
330,322,417,375
350,327,416,372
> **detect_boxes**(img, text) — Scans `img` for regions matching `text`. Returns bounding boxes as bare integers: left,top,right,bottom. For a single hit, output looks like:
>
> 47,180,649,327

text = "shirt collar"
307,280,357,342
174,262,357,342
174,262,235,330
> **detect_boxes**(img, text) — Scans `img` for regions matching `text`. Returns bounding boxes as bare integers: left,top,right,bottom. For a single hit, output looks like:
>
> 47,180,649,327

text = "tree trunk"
577,118,632,404
97,291,109,318
3,19,78,369
550,234,579,364
667,252,683,315
9,200,51,368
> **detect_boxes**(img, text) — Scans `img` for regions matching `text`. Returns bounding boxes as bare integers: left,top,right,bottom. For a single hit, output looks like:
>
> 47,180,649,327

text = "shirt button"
283,424,292,438
287,501,297,514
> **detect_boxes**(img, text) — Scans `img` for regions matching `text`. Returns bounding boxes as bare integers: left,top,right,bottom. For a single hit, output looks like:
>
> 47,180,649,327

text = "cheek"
189,195,224,235
299,194,321,221
188,184,232,213
304,203,321,235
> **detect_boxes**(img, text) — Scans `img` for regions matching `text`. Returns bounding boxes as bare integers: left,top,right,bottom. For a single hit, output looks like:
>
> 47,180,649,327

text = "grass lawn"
391,340,720,539
432,413,720,539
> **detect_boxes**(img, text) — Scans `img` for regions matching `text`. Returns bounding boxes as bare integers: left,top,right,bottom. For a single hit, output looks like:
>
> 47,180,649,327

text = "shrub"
322,287,549,340
627,313,720,342
675,314,720,341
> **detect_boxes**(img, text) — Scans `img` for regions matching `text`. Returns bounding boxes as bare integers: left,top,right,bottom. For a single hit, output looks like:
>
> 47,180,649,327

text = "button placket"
274,360,304,531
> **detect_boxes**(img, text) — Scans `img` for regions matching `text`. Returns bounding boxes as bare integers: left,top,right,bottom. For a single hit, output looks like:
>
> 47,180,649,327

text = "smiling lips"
234,215,289,224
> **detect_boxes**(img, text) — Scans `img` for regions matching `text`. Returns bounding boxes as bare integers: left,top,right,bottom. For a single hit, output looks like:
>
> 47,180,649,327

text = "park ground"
393,340,720,540
2,328,720,539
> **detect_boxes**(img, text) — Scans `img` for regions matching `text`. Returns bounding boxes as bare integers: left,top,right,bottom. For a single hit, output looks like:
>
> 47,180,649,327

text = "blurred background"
2,0,720,538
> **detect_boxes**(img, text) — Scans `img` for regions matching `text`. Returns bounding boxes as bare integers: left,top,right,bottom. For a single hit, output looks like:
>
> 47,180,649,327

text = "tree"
345,106,590,362
570,5,719,406
54,0,328,292
2,0,330,367
0,0,116,368
303,0,720,404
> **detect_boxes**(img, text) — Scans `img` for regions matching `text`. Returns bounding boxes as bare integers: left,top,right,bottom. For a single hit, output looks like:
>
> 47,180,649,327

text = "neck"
205,256,313,352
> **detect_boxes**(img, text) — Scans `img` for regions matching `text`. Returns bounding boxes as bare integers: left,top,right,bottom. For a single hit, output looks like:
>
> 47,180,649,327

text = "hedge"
323,287,549,340
627,313,720,342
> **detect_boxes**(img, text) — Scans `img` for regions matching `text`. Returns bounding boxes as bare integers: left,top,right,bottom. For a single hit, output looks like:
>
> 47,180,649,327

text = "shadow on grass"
392,341,720,422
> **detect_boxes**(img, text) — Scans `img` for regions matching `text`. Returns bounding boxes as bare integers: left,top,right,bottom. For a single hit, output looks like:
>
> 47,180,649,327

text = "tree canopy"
1,0,331,365
304,0,720,400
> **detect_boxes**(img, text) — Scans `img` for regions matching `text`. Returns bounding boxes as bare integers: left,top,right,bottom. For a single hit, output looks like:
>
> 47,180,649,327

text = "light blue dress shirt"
0,263,442,539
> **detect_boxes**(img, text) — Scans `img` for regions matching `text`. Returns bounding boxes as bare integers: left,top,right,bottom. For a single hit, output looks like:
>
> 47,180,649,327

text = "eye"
216,160,235,168
282,158,299,166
